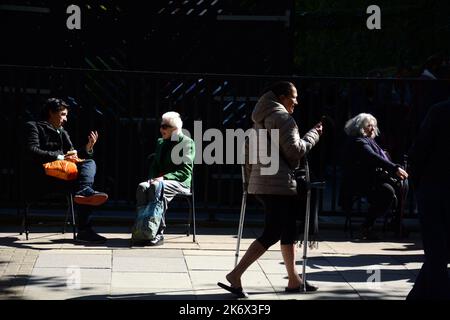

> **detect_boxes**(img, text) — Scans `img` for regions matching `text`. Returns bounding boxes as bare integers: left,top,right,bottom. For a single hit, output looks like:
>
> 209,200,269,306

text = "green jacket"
149,133,195,188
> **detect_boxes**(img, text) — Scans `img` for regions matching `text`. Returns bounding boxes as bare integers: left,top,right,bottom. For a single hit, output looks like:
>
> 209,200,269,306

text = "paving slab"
0,228,429,300
111,272,192,289
109,288,197,300
22,284,111,300
113,256,187,273
34,254,111,269
114,249,183,257
185,256,260,271
31,267,112,285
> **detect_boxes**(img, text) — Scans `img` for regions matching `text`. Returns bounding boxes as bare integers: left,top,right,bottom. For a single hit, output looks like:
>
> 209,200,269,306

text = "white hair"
161,111,183,132
344,113,380,137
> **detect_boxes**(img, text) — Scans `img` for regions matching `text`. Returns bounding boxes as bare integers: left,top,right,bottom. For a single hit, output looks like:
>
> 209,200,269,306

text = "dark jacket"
340,136,399,200
408,99,450,189
149,133,195,188
23,121,91,179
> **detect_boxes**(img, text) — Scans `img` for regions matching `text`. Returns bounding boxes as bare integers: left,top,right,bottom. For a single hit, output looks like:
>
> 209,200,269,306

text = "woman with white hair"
135,111,195,246
340,113,408,240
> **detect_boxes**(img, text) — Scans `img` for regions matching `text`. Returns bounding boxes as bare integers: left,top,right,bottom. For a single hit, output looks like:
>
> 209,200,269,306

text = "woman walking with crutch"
218,81,322,298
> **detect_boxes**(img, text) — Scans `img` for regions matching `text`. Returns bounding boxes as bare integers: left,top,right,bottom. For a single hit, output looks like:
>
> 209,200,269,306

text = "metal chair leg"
63,201,70,234
20,204,28,237
186,197,192,237
191,193,196,243
67,194,76,240
344,209,353,238
24,204,30,240
18,206,23,235
20,207,25,236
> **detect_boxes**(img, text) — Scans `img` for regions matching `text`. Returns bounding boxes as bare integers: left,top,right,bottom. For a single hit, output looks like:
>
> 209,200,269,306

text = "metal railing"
1,65,448,220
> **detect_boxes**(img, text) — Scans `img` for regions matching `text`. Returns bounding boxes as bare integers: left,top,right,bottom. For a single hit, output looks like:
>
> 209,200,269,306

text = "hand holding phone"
314,122,323,135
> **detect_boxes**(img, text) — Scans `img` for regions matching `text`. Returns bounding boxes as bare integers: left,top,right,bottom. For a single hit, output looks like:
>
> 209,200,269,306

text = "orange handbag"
42,160,79,181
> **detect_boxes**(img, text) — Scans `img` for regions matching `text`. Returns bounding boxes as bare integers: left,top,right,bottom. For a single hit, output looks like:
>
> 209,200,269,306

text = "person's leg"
71,160,106,241
279,196,301,288
281,244,301,288
226,240,267,289
366,183,395,226
407,261,428,300
362,183,395,239
388,180,408,231
76,159,96,191
413,186,450,299
136,181,153,207
156,180,190,232
76,205,92,231
225,195,281,289
73,160,108,206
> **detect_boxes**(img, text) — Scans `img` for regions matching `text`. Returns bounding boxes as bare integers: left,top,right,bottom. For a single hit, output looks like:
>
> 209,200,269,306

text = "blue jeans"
38,159,98,230
75,159,96,192
136,180,190,231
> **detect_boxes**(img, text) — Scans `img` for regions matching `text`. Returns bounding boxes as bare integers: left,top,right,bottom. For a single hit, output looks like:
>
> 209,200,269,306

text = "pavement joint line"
0,230,422,300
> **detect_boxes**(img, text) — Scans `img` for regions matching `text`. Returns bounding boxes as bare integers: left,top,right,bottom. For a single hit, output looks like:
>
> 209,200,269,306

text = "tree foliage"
294,0,450,76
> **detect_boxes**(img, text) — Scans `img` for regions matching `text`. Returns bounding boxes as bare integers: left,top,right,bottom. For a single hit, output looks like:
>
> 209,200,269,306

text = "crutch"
235,164,248,267
301,158,312,292
398,155,409,238
301,157,325,292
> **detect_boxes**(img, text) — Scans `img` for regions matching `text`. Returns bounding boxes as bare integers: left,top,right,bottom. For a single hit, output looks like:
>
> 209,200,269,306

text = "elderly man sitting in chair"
136,111,195,246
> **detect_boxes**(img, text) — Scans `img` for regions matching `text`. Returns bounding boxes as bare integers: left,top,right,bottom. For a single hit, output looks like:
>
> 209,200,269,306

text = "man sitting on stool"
24,98,108,243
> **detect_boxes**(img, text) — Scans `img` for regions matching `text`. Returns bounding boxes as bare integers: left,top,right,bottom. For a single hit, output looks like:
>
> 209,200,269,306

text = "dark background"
1,1,449,216
2,1,449,76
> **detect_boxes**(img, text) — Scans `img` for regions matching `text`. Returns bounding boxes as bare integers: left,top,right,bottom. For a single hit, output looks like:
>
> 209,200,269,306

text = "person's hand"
149,177,164,184
86,131,98,152
64,150,78,161
396,167,408,180
314,122,323,136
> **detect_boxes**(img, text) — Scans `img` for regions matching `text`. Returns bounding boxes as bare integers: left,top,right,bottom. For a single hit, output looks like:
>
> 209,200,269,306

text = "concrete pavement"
0,226,423,300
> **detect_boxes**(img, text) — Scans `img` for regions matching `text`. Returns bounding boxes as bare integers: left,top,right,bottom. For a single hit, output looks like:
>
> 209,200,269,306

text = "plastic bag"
131,181,165,241
42,160,78,181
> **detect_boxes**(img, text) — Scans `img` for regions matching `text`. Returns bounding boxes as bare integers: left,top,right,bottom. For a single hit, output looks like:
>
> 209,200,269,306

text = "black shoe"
359,226,380,241
148,234,164,246
285,280,319,293
76,228,107,244
217,282,249,298
386,220,409,238
74,187,108,206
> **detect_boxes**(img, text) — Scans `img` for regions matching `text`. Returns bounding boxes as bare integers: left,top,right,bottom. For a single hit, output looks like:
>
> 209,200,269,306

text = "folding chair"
171,174,196,243
147,153,196,242
20,191,77,240
343,155,409,238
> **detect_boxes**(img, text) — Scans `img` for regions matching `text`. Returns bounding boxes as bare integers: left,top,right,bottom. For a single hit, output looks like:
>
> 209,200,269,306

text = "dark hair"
40,98,69,120
264,81,295,99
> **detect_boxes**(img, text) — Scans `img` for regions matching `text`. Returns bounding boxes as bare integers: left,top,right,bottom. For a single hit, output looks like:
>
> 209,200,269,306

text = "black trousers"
407,185,450,300
364,182,397,227
255,194,299,249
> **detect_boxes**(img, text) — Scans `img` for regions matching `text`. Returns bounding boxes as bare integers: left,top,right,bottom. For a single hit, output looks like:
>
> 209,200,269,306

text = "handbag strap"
154,180,165,201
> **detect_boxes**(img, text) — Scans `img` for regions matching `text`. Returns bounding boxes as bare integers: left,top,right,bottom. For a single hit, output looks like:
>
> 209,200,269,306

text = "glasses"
160,123,174,130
